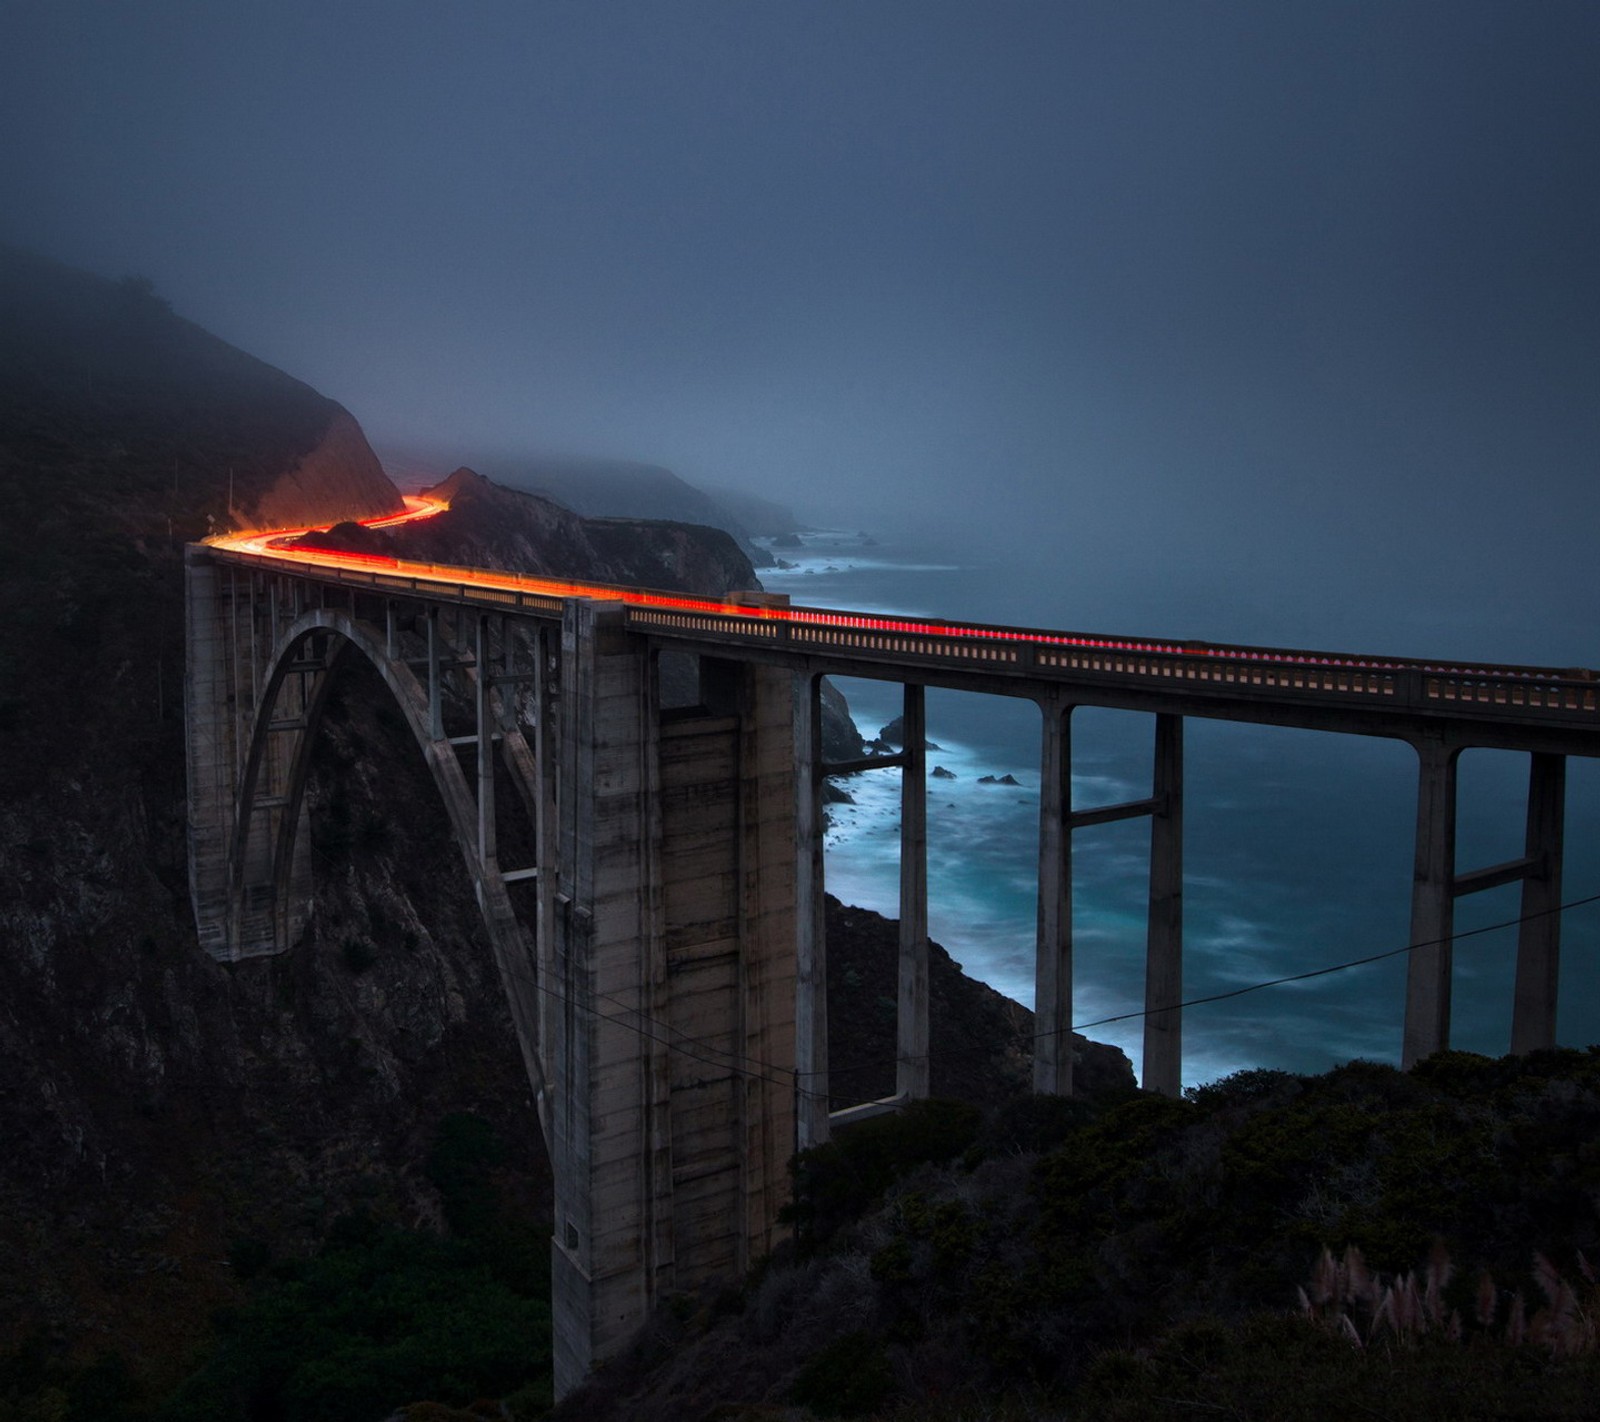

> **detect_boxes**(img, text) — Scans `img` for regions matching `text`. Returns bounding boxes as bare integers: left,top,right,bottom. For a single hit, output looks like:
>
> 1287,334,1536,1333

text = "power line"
1044,889,1600,1042
491,887,1600,1111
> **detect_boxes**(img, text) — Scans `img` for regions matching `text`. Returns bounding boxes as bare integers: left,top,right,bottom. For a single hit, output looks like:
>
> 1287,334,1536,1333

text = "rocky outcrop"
877,715,941,751
246,407,403,531
296,466,762,598
825,897,1134,1108
820,679,864,763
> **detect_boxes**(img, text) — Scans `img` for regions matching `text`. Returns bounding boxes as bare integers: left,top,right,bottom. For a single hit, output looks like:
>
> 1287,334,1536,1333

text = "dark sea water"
759,529,1600,1087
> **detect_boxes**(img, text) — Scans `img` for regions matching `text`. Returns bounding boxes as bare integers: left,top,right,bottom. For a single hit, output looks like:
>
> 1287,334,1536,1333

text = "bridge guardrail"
204,545,1600,732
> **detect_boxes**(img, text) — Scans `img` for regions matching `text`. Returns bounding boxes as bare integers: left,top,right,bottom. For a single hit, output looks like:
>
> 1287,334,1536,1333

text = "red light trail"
209,499,1587,685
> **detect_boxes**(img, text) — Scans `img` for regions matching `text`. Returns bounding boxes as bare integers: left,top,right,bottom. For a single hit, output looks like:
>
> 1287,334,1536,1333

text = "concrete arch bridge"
184,537,1600,1394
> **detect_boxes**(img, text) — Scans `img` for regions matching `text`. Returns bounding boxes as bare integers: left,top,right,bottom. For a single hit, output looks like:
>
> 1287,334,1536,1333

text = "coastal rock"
977,773,1022,786
466,454,778,569
877,715,942,751
820,679,865,763
932,765,956,779
824,897,1134,1108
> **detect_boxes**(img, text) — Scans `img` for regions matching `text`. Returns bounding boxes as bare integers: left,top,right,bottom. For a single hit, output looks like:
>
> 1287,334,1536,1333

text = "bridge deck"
206,543,1600,753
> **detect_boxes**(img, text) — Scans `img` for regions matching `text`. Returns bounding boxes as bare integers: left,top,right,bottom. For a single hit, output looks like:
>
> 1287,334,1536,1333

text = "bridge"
184,508,1600,1395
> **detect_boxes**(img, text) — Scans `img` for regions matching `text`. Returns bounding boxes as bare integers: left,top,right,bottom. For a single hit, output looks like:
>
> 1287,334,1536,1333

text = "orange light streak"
207,499,1585,684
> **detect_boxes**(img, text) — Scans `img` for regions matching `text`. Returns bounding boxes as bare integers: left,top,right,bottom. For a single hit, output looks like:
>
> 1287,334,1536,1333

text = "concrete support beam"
794,672,829,1149
733,661,799,1269
897,683,929,1099
426,606,443,741
1034,700,1073,1095
1403,738,1459,1068
1512,752,1566,1054
185,548,236,957
550,617,795,1399
1143,713,1183,1097
551,600,660,1395
534,624,560,1080
475,615,497,871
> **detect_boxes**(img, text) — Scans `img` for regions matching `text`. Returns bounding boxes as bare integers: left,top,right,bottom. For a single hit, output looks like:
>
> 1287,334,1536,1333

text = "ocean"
757,528,1600,1087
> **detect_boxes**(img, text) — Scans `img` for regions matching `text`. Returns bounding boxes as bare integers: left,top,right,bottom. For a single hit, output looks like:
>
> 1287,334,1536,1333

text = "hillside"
0,248,554,1402
379,444,791,568
294,465,760,596
555,1049,1600,1421
0,250,769,1414
0,249,1082,1420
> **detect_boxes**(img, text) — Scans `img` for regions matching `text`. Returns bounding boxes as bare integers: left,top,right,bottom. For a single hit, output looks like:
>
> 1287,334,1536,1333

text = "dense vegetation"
12,1047,1600,1419
557,1047,1600,1420
0,1115,554,1421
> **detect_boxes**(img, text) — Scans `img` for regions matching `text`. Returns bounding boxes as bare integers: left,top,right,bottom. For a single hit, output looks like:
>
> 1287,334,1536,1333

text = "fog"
6,1,1600,1081
4,1,1596,663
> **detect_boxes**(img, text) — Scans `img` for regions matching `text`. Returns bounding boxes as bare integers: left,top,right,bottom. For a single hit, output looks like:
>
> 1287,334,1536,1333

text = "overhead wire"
484,881,1600,1105
299,617,1600,1100
1038,888,1600,1043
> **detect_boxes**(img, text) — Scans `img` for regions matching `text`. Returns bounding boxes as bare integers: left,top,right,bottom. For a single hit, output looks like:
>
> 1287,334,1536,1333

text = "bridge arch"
230,604,553,1142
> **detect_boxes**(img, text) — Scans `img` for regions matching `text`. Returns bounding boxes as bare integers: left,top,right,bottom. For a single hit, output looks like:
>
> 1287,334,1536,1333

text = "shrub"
785,1099,981,1247
791,1330,895,1417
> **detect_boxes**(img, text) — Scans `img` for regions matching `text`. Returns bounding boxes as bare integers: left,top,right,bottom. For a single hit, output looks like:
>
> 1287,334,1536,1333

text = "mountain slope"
0,252,753,1403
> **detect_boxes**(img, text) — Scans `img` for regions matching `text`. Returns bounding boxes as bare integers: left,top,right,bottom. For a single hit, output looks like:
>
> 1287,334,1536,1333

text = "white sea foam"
794,530,1600,1086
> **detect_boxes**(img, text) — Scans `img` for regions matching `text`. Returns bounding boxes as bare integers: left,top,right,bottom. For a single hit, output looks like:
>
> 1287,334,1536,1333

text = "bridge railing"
204,545,1600,730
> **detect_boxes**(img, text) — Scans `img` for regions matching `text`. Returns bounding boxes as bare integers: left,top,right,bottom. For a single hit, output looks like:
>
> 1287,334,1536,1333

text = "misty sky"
3,0,1598,661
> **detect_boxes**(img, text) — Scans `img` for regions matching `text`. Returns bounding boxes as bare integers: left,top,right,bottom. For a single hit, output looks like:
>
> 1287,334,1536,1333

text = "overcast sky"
3,0,1597,659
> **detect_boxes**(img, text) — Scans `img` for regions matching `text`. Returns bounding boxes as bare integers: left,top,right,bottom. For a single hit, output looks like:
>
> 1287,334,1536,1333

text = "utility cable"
497,886,1600,1097
1035,888,1600,1043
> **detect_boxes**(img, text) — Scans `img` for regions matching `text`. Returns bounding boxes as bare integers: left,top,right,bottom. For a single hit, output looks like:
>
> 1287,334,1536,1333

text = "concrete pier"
896,684,929,1100
793,672,829,1149
1033,699,1073,1095
1402,739,1459,1069
1512,752,1566,1054
1143,713,1184,1097
550,605,796,1394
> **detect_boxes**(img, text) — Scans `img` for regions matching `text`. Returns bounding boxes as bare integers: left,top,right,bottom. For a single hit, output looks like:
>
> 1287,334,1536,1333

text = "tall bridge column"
1143,714,1184,1098
897,684,929,1099
186,550,323,961
185,547,236,957
1403,737,1459,1068
550,606,795,1398
1034,699,1073,1095
551,600,665,1394
1512,752,1565,1054
1403,742,1568,1066
794,672,829,1148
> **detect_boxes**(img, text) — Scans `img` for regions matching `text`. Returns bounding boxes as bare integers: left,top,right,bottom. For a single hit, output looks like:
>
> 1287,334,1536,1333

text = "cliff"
244,407,401,531
0,252,529,1393
295,466,760,597
446,451,783,568
0,245,402,537
824,898,1133,1109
